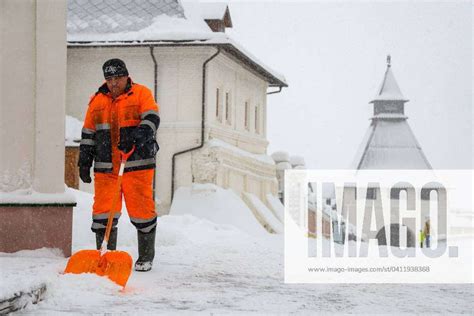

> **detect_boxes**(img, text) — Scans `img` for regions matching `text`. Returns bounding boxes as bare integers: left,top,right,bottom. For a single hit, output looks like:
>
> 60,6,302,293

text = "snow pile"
242,192,283,234
65,115,82,147
266,193,284,223
199,2,229,20
69,14,219,42
272,151,306,169
271,151,290,163
0,248,62,300
169,183,267,236
290,155,305,169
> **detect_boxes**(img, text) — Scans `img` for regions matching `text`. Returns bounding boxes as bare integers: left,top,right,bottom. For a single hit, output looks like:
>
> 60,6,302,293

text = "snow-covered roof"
66,0,287,87
370,62,408,103
353,120,432,170
68,0,185,34
352,58,431,170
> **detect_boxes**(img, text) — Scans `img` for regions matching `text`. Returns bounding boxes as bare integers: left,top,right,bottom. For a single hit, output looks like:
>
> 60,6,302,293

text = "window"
215,88,220,121
255,105,260,134
225,92,231,124
244,101,249,130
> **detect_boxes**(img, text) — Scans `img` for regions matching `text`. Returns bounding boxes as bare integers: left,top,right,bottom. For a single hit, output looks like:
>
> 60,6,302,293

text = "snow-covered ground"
0,188,473,314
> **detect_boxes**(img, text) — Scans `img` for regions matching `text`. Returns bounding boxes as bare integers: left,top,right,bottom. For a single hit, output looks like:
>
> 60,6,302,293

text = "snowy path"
1,189,472,314
8,217,474,314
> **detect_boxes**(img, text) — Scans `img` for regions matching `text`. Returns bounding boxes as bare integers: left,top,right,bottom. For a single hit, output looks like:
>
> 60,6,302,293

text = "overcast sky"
224,1,472,169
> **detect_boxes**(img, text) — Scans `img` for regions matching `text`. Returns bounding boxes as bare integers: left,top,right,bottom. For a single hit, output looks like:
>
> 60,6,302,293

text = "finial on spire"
387,54,391,67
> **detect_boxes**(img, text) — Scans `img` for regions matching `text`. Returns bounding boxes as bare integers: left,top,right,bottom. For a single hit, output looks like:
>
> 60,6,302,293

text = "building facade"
66,0,287,213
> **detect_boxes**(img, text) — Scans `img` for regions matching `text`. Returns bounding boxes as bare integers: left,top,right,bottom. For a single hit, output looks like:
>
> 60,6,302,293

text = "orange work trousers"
93,169,156,222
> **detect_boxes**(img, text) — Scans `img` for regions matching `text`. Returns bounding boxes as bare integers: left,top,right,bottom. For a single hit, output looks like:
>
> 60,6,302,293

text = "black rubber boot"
134,227,156,272
95,228,118,251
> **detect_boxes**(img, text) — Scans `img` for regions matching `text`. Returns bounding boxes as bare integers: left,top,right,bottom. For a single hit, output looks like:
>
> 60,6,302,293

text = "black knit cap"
102,58,129,79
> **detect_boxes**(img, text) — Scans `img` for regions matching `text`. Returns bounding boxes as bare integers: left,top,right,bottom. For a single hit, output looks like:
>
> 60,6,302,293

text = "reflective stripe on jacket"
78,78,160,174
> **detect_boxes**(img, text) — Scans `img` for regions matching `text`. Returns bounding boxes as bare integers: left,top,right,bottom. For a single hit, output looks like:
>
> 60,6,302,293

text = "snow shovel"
65,147,135,288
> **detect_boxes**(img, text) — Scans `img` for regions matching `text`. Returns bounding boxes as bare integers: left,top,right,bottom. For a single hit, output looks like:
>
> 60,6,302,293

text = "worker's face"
106,75,128,98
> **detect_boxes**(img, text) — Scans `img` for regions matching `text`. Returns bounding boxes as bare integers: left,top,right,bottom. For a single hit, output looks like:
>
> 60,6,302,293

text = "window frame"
244,100,250,131
215,88,221,122
255,104,260,134
225,91,232,124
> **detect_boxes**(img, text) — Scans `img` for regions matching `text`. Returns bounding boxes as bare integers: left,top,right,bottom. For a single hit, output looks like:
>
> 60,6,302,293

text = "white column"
0,0,66,194
0,0,36,192
33,0,67,193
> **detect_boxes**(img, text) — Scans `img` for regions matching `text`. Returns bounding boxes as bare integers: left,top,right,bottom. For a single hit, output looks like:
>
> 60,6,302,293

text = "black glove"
131,126,159,158
118,135,134,153
79,166,92,183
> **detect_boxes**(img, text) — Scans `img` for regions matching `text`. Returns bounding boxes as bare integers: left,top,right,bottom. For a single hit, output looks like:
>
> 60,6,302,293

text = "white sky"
224,1,472,169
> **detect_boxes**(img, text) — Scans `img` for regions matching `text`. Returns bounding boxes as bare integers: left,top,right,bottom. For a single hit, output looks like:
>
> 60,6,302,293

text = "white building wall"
197,51,277,202
206,53,269,154
0,0,66,194
34,0,67,193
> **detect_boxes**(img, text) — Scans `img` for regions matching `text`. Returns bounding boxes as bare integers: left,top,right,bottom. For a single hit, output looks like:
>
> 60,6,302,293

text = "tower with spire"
352,55,432,170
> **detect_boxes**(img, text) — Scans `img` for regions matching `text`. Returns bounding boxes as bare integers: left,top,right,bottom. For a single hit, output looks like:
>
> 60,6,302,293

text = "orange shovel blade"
64,250,133,287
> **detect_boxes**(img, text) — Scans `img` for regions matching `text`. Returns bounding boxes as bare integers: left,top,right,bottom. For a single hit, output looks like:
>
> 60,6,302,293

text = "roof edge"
67,40,288,87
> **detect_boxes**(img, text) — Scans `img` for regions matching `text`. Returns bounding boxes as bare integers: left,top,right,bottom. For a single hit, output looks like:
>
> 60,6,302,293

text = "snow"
207,138,275,165
65,115,82,147
290,155,305,167
242,192,283,234
169,183,267,236
0,188,473,313
215,35,287,86
0,187,76,204
371,66,408,102
271,150,290,163
69,13,216,43
0,248,62,300
266,193,284,223
372,113,408,120
276,161,292,171
355,120,432,170
199,3,229,20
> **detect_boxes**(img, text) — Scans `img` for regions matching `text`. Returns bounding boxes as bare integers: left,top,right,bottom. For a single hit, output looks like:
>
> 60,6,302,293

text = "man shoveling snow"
78,58,160,272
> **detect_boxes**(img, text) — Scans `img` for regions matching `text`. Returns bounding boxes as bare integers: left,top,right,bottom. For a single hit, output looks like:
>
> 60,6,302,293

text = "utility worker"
78,58,160,272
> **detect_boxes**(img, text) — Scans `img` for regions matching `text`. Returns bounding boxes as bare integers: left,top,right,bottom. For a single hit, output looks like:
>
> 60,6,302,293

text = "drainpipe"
149,46,158,200
267,86,283,95
171,47,221,201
